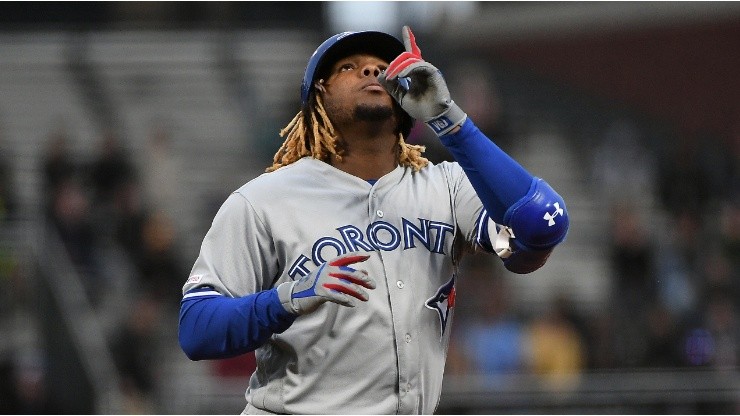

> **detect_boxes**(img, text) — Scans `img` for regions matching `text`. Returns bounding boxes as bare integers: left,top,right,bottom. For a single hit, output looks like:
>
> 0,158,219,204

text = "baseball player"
179,26,569,414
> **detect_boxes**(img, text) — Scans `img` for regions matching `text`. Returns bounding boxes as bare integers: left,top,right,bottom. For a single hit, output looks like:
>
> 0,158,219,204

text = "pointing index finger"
402,25,421,58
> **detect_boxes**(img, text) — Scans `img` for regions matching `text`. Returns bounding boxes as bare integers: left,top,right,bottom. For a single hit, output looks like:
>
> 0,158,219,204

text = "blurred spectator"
694,131,736,207
608,201,656,311
643,302,682,368
112,178,149,258
591,120,655,205
588,313,619,369
90,129,136,210
111,293,162,414
657,135,711,216
0,356,18,413
12,348,52,414
703,292,738,369
459,276,526,382
606,200,656,367
140,122,184,222
42,127,77,215
526,296,585,392
655,210,701,321
135,210,184,300
0,132,17,223
550,295,593,369
49,176,102,299
682,291,738,369
716,200,739,304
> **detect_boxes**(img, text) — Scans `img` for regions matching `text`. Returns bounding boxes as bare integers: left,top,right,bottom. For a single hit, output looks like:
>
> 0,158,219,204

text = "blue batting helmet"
300,30,406,105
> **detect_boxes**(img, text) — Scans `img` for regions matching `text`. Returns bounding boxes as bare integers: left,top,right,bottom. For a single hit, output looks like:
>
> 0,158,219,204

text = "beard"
353,103,394,123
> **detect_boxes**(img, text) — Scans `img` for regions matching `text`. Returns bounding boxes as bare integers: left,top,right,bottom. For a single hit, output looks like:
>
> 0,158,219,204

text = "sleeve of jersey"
179,286,297,361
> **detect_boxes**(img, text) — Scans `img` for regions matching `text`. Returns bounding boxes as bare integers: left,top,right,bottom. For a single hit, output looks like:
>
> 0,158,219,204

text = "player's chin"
354,102,394,123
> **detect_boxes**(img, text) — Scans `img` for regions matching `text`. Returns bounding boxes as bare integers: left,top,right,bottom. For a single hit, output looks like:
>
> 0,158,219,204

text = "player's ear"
315,79,326,93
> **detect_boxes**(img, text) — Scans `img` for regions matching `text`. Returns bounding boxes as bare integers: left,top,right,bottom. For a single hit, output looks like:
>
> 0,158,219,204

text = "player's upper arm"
183,191,278,297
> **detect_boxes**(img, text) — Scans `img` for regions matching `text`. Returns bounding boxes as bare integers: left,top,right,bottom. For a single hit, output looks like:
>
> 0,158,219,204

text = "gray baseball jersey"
184,157,504,414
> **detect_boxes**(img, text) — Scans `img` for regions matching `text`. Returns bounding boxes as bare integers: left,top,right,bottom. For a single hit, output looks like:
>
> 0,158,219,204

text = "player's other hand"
277,252,375,315
378,25,467,136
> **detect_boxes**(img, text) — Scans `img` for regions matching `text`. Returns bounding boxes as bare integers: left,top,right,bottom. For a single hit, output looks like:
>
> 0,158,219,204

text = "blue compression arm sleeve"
439,118,533,224
178,287,297,361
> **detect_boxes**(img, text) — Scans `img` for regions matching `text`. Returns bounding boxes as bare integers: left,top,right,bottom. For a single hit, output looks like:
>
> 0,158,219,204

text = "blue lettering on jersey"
337,225,375,252
288,255,312,279
428,221,455,253
312,237,346,265
367,221,401,250
287,216,455,279
402,218,432,250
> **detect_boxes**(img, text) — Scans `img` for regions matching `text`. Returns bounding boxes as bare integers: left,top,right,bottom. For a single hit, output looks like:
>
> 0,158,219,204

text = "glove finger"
377,71,389,87
402,25,422,57
385,52,422,79
394,60,433,80
378,75,408,104
329,253,370,267
378,71,403,92
321,289,355,308
322,282,368,302
329,268,376,289
386,56,424,80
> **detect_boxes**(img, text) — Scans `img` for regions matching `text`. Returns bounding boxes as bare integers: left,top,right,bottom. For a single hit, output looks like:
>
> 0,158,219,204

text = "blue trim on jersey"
439,118,533,224
178,287,296,360
366,179,378,185
475,209,494,253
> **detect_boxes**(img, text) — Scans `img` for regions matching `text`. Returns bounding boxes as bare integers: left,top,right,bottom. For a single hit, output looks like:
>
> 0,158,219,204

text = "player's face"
320,53,396,124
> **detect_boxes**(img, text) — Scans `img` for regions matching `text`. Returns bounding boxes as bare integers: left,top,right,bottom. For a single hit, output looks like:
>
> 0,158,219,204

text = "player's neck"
331,132,398,181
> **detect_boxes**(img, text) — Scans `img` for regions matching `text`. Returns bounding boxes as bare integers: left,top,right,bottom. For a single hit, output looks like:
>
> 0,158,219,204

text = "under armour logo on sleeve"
543,202,564,226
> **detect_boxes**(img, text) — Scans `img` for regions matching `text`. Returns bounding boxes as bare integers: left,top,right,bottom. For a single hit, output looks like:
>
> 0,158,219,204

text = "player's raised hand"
378,26,467,136
277,252,375,315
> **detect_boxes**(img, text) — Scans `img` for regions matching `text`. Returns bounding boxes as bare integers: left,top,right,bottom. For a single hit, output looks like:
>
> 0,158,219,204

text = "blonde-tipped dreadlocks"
266,94,428,173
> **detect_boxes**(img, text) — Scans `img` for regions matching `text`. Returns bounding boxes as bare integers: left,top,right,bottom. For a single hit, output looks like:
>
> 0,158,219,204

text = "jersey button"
405,334,412,343
396,280,404,289
376,210,384,217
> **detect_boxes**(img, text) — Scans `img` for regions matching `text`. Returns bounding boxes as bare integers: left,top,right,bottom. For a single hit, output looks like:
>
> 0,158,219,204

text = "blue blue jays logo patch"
425,276,456,338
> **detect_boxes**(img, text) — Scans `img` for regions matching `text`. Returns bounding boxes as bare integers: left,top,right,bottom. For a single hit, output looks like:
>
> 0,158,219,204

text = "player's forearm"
178,287,296,361
441,118,569,272
439,118,533,224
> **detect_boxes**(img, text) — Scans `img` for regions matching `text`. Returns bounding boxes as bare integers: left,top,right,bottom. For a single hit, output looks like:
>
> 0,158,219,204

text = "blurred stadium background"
0,1,738,414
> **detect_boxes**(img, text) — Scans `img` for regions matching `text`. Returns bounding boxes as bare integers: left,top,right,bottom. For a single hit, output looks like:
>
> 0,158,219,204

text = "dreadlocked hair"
266,93,428,173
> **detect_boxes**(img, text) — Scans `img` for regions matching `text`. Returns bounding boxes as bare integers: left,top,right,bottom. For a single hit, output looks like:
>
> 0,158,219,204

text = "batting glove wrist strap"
277,253,375,316
426,101,467,136
276,282,300,315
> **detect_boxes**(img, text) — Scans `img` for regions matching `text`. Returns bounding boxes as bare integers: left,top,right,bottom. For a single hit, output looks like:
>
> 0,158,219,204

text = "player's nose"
361,64,382,78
